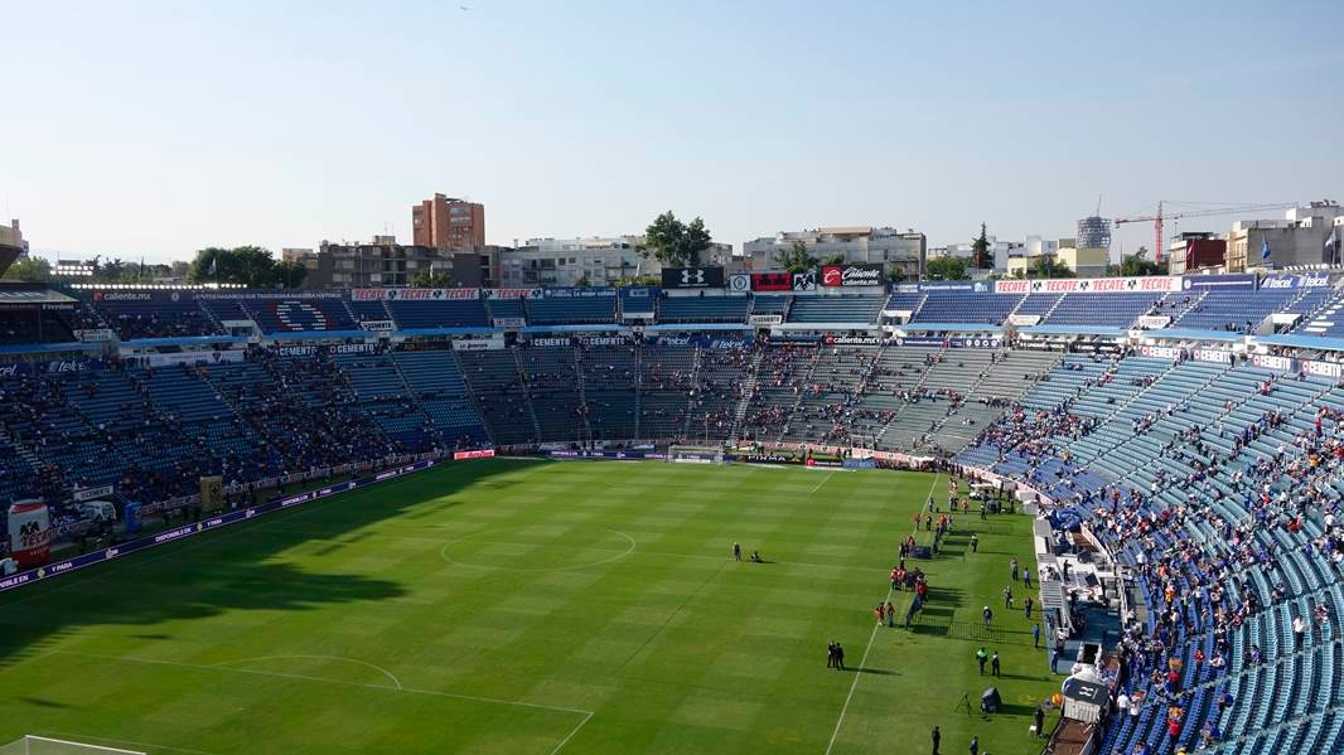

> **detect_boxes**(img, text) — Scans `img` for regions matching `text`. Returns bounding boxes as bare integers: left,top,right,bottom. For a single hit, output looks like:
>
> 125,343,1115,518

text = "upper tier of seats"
0,276,1326,346
658,296,750,323
786,295,885,324
913,292,1021,324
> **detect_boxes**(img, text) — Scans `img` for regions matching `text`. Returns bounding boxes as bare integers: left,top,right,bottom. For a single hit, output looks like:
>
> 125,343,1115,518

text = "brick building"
411,193,485,250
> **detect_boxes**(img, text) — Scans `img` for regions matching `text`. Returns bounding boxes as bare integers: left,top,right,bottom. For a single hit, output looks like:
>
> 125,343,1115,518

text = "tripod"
955,691,973,716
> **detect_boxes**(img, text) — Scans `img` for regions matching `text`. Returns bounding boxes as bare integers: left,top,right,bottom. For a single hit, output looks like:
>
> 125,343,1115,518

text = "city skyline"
3,1,1342,264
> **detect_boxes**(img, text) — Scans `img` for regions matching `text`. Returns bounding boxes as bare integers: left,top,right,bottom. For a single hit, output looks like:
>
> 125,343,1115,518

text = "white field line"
549,711,595,755
823,472,941,755
214,654,403,690
809,470,836,494
34,731,214,755
53,650,593,718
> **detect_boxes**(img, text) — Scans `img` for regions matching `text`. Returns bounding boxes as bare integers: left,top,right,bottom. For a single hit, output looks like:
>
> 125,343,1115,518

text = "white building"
742,226,926,278
1226,201,1344,272
499,236,736,287
928,235,1025,272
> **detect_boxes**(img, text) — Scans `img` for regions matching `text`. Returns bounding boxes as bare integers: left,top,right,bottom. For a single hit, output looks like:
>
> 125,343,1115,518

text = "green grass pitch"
0,458,1058,754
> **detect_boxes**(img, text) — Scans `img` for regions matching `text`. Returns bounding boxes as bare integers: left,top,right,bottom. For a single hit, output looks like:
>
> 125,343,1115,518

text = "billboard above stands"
485,288,542,299
919,281,981,292
542,287,616,298
995,276,1181,294
353,288,480,301
1180,274,1258,291
1261,273,1332,290
750,272,793,292
820,263,884,288
728,274,750,292
823,335,881,346
791,270,817,291
661,267,724,289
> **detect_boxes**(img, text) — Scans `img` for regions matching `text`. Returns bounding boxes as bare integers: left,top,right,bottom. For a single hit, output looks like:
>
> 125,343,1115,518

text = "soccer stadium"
2,269,1344,755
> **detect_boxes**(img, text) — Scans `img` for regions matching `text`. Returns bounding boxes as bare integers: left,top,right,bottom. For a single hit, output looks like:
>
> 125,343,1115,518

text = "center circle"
439,528,637,572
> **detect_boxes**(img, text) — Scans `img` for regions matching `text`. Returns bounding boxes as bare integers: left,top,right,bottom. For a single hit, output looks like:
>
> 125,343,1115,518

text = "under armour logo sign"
681,269,706,285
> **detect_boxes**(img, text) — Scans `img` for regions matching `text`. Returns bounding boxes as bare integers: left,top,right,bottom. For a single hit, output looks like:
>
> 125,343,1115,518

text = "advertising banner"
1135,315,1172,330
383,288,479,301
453,449,496,460
451,338,502,351
750,272,793,292
1305,360,1343,379
1138,345,1182,359
485,288,542,299
791,270,818,292
1193,348,1233,364
543,287,617,298
728,274,750,292
889,336,1002,348
820,263,884,288
362,320,396,332
492,317,526,328
1251,353,1295,372
748,314,784,326
661,267,725,289
995,276,1181,294
73,329,116,343
823,335,881,346
72,485,114,502
1261,273,1331,290
8,500,51,569
1180,274,1258,291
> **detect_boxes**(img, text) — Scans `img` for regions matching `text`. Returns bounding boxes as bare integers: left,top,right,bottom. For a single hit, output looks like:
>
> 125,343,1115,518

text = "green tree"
886,267,907,283
821,253,845,266
1,256,52,282
273,260,308,289
187,245,298,287
924,256,968,281
643,211,713,267
1029,255,1075,278
775,240,818,273
1118,247,1162,277
410,270,453,288
970,222,992,270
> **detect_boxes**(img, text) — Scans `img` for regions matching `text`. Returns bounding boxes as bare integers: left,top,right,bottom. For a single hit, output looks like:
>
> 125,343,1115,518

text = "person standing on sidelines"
733,542,742,561
931,726,941,755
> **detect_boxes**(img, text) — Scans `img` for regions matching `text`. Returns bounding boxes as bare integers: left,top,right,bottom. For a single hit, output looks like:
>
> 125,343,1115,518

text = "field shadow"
852,667,898,676
0,458,538,669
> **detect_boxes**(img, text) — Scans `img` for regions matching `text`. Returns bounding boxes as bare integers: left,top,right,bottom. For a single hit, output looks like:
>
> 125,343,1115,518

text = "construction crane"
1113,201,1295,262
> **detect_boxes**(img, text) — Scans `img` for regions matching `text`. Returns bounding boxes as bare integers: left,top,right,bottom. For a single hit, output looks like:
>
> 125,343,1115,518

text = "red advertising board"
751,272,793,292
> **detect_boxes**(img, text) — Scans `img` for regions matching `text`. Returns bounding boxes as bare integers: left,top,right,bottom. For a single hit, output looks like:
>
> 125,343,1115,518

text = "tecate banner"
995,276,1181,294
821,263,884,287
661,267,725,289
8,500,52,569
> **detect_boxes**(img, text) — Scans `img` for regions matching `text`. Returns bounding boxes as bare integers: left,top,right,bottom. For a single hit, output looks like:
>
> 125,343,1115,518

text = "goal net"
0,737,145,755
665,445,726,464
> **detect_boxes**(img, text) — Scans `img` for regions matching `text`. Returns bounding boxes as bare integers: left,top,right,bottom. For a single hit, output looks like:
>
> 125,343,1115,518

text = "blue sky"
2,1,1341,263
